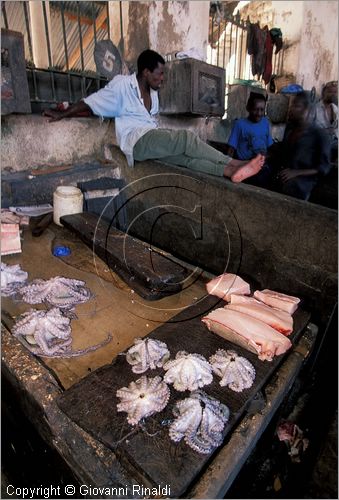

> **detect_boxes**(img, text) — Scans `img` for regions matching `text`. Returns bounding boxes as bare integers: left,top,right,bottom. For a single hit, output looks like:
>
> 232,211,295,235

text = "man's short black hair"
137,49,165,74
247,91,267,109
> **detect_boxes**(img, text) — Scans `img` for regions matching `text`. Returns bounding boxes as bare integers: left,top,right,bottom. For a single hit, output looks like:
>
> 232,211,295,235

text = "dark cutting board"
56,295,310,497
60,212,189,300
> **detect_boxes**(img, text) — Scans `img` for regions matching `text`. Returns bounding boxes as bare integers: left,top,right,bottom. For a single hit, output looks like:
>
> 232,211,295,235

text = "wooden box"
227,84,289,124
226,84,266,121
159,58,225,116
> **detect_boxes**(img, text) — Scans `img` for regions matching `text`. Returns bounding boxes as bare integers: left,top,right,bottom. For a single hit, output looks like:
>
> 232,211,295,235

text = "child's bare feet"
231,154,265,183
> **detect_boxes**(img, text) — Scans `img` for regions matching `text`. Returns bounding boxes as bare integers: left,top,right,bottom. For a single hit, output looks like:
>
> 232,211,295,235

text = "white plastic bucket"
53,186,83,226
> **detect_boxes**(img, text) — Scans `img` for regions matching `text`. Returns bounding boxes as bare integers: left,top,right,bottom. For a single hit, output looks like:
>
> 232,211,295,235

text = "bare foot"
231,155,265,183
223,164,241,178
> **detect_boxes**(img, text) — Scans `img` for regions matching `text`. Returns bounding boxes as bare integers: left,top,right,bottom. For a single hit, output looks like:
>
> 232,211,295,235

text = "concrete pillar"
108,1,125,51
122,2,150,71
29,1,53,68
108,1,132,73
118,1,210,70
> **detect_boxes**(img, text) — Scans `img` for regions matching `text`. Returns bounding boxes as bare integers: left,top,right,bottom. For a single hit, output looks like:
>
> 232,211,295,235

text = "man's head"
246,92,267,122
137,49,165,90
288,92,310,123
322,81,338,105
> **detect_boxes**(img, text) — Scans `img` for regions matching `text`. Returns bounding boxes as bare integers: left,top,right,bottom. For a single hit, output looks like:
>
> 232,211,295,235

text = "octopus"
12,307,72,356
163,351,213,392
169,390,230,454
1,263,28,296
209,349,256,392
126,338,170,373
12,307,112,357
19,276,92,309
116,375,170,426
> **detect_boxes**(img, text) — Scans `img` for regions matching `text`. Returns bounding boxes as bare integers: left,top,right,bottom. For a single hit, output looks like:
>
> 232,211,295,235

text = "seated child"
226,92,274,187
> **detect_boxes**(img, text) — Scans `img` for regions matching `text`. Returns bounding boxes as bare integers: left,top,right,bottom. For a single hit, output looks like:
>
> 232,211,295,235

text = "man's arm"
279,168,318,182
43,100,93,122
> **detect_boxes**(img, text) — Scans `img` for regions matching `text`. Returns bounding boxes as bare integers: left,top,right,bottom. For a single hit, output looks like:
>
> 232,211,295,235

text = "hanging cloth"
247,23,267,79
263,26,274,84
270,28,283,54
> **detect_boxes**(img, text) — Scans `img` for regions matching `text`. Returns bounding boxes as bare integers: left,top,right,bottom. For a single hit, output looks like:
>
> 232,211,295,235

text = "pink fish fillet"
254,289,300,314
202,308,292,362
206,273,251,302
228,295,293,335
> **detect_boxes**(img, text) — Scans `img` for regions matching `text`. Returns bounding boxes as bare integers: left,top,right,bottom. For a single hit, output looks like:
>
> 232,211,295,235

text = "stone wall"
238,1,338,94
1,115,114,172
1,114,286,173
0,115,229,173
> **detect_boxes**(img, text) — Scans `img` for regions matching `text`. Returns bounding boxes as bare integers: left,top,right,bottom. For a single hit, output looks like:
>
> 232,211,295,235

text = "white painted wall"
239,1,338,93
148,1,210,59
270,1,304,77
296,1,338,92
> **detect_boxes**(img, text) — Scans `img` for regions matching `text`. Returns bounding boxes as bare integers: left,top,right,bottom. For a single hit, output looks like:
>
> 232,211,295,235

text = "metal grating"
1,1,116,105
1,1,111,73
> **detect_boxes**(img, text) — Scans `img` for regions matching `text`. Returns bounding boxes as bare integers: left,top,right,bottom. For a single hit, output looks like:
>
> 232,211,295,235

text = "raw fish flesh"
206,273,251,302
202,308,292,362
227,295,293,335
254,289,300,314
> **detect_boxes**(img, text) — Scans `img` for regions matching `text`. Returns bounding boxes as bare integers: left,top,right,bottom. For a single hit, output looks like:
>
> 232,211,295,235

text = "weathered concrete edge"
0,114,287,173
1,324,142,497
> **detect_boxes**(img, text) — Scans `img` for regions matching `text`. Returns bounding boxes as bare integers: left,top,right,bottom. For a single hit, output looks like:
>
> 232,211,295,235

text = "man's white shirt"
83,73,159,166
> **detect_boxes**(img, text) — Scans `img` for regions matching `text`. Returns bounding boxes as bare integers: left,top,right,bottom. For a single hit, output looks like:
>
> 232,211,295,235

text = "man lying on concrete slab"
43,49,264,183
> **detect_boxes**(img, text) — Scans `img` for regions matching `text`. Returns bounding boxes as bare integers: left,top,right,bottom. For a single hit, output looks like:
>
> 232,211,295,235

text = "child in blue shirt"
227,92,274,187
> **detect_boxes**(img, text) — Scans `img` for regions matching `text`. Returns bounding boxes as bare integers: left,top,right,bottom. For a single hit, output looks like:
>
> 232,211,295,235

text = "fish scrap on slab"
206,273,251,301
254,289,300,314
227,295,293,335
202,308,292,362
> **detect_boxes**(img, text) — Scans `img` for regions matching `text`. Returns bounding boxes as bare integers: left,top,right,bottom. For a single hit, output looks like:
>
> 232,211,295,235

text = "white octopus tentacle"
19,276,92,308
163,351,213,392
12,308,72,356
1,263,28,296
169,390,230,454
209,349,256,392
126,338,170,373
116,376,170,426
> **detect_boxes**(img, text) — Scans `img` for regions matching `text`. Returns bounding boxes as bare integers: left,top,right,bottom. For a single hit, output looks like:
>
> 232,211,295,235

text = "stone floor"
304,410,338,499
224,407,338,499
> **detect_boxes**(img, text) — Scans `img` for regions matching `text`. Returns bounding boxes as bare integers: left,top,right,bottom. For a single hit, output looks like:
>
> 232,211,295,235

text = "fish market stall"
1,158,337,497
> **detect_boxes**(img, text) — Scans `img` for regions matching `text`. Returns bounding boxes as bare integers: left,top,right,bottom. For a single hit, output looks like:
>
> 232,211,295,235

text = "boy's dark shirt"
279,123,331,176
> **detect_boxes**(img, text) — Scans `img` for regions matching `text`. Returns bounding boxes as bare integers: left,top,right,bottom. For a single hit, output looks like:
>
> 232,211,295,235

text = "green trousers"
133,129,232,177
